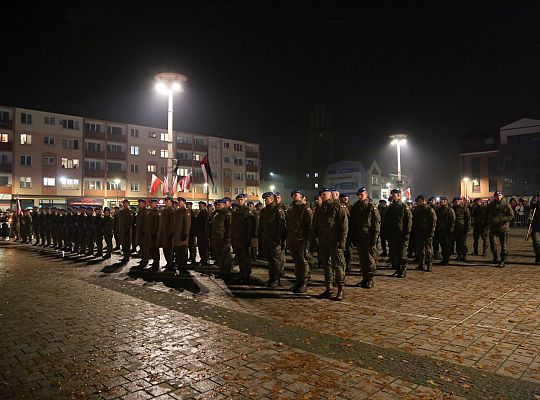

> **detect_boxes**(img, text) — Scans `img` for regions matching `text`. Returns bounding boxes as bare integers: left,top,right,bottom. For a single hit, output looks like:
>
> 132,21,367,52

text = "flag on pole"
200,154,214,186
178,173,191,192
16,196,22,216
170,175,178,195
404,188,412,199
162,175,169,196
150,174,162,195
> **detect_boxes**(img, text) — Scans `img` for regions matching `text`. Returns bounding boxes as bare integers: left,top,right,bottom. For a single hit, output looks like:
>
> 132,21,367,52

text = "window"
19,177,31,188
247,186,258,196
107,181,122,191
234,172,244,180
61,119,79,130
176,135,190,144
224,186,231,193
148,131,157,138
147,164,157,172
0,111,9,121
371,175,378,185
86,142,101,152
107,162,122,172
0,133,8,143
314,183,319,188
44,136,55,145
61,178,79,190
61,158,79,169
43,156,55,166
160,166,167,176
130,181,140,191
471,158,481,179
488,156,497,176
212,186,219,194
234,187,244,194
21,113,32,124
223,142,230,148
20,133,32,145
177,168,189,176
130,146,140,156
472,179,481,193
107,144,122,153
44,116,55,125
43,177,56,187
176,151,190,160
0,154,7,164
0,176,8,186
130,128,139,138
489,177,498,192
84,161,102,170
85,180,103,190
234,157,243,166
130,164,139,173
148,149,156,156
160,132,168,141
85,123,102,133
107,126,122,135
223,156,230,163
233,143,243,151
314,172,319,178
246,172,258,181
372,191,379,199
194,137,205,146
305,173,310,178
193,153,200,161
20,155,31,166
161,149,169,158
245,159,255,166
62,138,79,150
224,171,231,178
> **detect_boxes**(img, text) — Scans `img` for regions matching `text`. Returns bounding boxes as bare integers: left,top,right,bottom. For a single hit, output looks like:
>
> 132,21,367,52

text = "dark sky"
2,1,540,196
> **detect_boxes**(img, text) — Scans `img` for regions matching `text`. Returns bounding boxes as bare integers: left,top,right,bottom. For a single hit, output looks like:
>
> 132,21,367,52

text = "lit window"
160,132,168,141
61,158,79,169
314,172,319,178
19,177,32,188
20,133,32,145
130,146,140,156
131,181,140,191
43,177,56,187
193,153,200,161
314,183,319,188
306,173,309,178
148,149,156,156
61,178,79,189
160,149,169,158
147,164,157,172
0,134,8,143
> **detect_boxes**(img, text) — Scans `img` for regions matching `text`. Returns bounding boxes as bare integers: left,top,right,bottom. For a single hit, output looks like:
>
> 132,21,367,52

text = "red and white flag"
178,174,191,192
404,188,412,199
150,174,162,195
16,197,22,216
162,175,169,196
170,175,178,195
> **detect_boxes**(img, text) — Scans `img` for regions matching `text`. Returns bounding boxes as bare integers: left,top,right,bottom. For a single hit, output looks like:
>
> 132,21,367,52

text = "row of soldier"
12,187,540,302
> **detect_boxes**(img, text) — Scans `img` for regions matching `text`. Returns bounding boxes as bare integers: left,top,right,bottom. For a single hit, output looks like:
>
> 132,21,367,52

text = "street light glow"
270,185,275,192
155,81,168,94
270,172,275,176
60,176,66,184
463,177,470,183
172,82,182,92
114,179,120,185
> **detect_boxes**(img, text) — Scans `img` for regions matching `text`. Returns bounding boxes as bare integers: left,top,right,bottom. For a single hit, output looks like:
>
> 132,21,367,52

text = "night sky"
2,2,540,196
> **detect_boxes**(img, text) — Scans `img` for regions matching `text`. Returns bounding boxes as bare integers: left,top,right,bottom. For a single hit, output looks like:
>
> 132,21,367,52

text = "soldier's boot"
535,255,540,263
364,278,374,288
473,246,478,256
415,264,424,271
492,256,499,264
296,283,308,293
396,265,407,278
334,286,344,301
319,285,333,299
425,262,432,272
482,247,487,257
498,259,506,268
345,264,351,273
462,254,467,262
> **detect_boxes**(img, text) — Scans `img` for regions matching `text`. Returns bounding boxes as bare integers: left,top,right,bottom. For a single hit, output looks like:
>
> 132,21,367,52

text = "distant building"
324,160,383,202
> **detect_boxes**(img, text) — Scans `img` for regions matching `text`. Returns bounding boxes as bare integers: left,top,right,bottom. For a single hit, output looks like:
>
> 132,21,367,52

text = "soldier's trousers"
104,235,113,255
263,242,282,282
94,234,103,255
149,246,160,264
319,243,345,289
78,233,86,253
33,228,40,244
233,244,251,279
344,236,353,270
489,228,509,261
454,226,468,257
532,231,540,259
473,225,487,254
174,246,188,269
113,232,120,249
435,230,452,263
279,242,286,276
198,237,209,264
163,246,173,267
288,240,310,285
355,237,377,280
121,236,131,260
379,232,388,255
415,233,433,267
188,234,197,262
86,233,95,253
388,233,408,271
139,243,148,262
213,241,233,275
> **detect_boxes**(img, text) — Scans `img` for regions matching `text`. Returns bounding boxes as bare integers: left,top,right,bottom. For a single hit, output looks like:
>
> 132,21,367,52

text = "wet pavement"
1,230,539,399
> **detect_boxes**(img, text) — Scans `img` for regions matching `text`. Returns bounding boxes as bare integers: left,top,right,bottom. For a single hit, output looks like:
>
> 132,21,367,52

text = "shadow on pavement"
127,268,210,294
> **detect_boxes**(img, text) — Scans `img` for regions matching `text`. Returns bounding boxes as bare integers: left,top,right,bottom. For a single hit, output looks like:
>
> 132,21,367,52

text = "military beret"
122,199,129,204
186,202,193,205
379,199,387,203
137,198,146,203
262,192,274,199
494,191,503,196
339,193,349,198
150,198,158,203
164,196,172,201
452,196,461,202
216,199,226,204
356,187,367,195
273,192,281,196
290,189,303,197
177,197,186,203
113,206,120,209
173,200,178,204
94,206,102,211
33,206,39,209
439,196,448,201
428,197,435,202
247,201,254,206
198,201,207,205
390,188,401,194
86,206,94,210
474,198,482,202
41,205,49,209
417,195,426,200
223,197,232,202
232,202,238,207
235,194,247,199
319,187,332,194
104,207,111,212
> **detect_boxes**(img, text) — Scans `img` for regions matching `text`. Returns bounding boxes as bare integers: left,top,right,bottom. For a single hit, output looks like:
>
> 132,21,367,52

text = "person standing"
258,192,286,287
530,195,540,263
112,206,121,251
286,190,312,293
194,201,210,266
31,206,40,245
85,207,96,256
384,189,412,278
135,199,148,268
210,199,233,279
93,207,105,257
102,207,114,259
452,197,471,262
486,191,514,267
338,193,353,273
118,199,133,263
273,192,288,278
377,199,388,257
350,187,380,288
231,194,256,283
172,197,192,272
144,199,161,269
158,196,175,270
471,198,488,256
312,188,348,300
412,195,437,272
435,196,456,266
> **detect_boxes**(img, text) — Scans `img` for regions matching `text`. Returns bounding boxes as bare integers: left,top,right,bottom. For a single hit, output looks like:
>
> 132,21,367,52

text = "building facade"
0,105,260,208
324,160,384,202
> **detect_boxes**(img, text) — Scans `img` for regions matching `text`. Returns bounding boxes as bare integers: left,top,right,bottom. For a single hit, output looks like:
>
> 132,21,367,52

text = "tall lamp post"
155,72,187,193
462,177,469,199
390,134,407,188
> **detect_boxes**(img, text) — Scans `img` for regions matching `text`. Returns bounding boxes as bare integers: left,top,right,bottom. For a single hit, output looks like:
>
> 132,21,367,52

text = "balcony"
84,149,105,158
245,165,259,172
246,179,259,187
0,163,12,173
83,129,106,140
193,143,208,152
0,141,12,151
0,185,12,195
84,168,106,178
175,142,192,151
245,151,259,159
107,151,126,160
0,119,13,129
107,171,127,179
107,133,127,142
175,158,193,167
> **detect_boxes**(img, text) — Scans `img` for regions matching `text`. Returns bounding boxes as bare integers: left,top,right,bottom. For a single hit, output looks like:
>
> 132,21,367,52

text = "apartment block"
0,105,261,208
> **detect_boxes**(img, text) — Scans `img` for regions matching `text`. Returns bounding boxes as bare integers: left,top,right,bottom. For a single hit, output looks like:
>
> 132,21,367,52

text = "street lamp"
155,72,187,185
462,177,470,199
390,133,407,188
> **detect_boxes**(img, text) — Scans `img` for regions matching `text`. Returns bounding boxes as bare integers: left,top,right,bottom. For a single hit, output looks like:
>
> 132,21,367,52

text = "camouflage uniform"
384,198,412,277
231,204,256,281
412,203,437,271
286,200,312,289
471,203,488,256
258,202,286,285
486,199,514,265
350,198,380,284
452,202,471,261
210,206,233,276
435,203,455,265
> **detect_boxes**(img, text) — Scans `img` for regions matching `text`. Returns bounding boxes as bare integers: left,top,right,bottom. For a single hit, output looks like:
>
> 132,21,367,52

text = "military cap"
428,196,435,202
186,201,193,205
356,187,367,195
319,187,332,194
339,193,349,198
452,196,461,202
247,201,254,206
473,197,482,202
262,192,274,199
173,200,178,204
216,199,226,204
137,198,146,203
94,206,102,211
235,194,247,199
103,207,111,212
164,196,172,201
379,199,387,203
390,188,401,194
121,199,129,204
150,198,158,203
290,189,303,197
494,190,503,196
273,192,281,196
177,196,186,203
439,196,448,201
232,201,238,207
198,201,207,205
223,197,232,202
417,194,426,200
33,205,39,209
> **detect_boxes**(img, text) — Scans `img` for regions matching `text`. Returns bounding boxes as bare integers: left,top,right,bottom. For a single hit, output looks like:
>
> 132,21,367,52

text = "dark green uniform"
103,212,114,258
486,200,514,265
435,204,455,265
452,203,471,261
231,205,256,281
258,203,286,285
158,205,175,268
384,199,412,277
20,211,31,243
471,203,488,256
94,212,104,256
412,204,437,271
144,206,160,266
31,208,40,244
350,199,380,284
210,207,233,276
378,203,388,256
85,209,96,255
286,200,312,289
194,208,210,265
118,206,133,261
135,206,148,263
